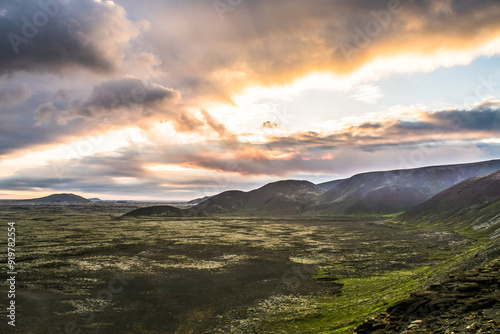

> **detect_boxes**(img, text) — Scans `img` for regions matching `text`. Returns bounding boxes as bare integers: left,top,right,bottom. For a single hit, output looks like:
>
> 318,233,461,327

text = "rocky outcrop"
354,261,500,333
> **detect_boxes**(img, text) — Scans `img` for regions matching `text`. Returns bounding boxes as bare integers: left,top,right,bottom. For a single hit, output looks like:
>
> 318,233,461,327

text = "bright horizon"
2,157,500,202
1,0,500,201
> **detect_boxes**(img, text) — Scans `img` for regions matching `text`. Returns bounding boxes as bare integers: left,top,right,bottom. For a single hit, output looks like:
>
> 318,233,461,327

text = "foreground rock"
354,261,500,333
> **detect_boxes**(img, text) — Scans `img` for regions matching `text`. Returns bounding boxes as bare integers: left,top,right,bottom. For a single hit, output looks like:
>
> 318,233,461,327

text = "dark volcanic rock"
121,205,186,218
354,261,500,333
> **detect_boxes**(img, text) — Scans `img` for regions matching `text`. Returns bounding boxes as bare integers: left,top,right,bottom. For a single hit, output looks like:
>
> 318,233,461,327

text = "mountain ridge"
313,159,500,215
191,180,324,215
121,159,500,217
190,159,500,216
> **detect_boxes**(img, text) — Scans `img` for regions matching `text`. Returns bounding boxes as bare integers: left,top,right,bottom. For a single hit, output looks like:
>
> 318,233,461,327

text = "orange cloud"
141,0,500,105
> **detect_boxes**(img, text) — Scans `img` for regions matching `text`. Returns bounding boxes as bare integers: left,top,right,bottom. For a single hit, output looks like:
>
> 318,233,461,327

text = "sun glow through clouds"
1,0,500,199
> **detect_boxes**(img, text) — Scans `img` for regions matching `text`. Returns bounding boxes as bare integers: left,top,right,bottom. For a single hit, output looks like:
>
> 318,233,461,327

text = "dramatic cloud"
0,84,32,107
270,103,500,150
34,77,205,132
140,102,500,176
200,109,234,139
0,0,144,75
128,0,500,102
1,0,500,199
0,94,87,156
427,103,500,132
0,75,228,158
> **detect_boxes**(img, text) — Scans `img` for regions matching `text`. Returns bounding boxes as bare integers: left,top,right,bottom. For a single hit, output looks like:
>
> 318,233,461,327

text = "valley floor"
0,203,497,333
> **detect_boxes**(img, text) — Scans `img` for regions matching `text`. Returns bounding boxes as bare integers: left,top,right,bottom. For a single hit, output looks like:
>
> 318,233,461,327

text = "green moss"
255,236,496,333
4,204,497,333
257,267,430,333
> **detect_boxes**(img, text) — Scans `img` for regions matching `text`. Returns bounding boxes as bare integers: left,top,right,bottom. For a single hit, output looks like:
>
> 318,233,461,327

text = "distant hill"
314,159,500,215
191,180,325,215
399,170,500,238
19,193,90,203
121,205,185,218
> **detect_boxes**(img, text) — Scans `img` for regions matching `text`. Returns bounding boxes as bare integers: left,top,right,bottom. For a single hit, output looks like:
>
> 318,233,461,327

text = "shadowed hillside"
315,159,500,215
317,178,347,191
192,180,324,215
399,170,500,238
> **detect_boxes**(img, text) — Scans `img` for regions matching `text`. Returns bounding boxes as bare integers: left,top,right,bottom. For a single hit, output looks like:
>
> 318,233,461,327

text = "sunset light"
1,0,500,201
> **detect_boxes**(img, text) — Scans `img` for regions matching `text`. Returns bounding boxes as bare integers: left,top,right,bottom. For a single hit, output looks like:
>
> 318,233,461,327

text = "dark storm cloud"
34,77,208,132
3,0,500,156
82,78,180,112
73,77,181,122
0,0,141,75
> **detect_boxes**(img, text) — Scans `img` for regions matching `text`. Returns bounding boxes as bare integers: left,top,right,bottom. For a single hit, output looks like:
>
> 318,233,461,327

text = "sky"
1,0,500,201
